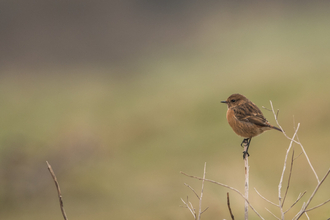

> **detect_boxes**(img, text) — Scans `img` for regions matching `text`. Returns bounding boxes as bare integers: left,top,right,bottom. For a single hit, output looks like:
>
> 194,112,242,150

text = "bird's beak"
221,100,227,104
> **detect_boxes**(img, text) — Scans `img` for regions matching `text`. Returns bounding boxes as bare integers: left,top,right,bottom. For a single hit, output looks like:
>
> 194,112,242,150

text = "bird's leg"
242,138,251,159
240,138,248,148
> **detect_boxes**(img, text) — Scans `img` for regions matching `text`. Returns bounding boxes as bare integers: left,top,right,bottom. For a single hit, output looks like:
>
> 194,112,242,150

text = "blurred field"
1,2,330,220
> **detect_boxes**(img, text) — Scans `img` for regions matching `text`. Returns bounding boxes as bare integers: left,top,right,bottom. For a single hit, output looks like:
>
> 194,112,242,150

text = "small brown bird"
221,93,282,158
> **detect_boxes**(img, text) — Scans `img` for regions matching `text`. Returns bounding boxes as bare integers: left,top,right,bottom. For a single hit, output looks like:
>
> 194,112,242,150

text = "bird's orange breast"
226,108,264,138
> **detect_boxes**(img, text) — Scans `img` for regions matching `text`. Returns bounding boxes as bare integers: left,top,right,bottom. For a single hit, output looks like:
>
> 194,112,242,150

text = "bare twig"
293,152,303,161
278,123,299,204
276,109,280,119
262,106,271,111
254,188,279,207
184,183,200,200
284,191,306,214
189,201,195,212
181,163,208,220
306,198,330,212
181,102,329,220
265,208,280,220
277,122,299,219
181,197,196,219
180,171,264,220
46,161,68,220
297,139,319,183
295,168,330,219
201,207,209,215
305,212,310,220
197,162,207,220
282,147,295,207
268,101,330,219
292,203,303,220
227,192,235,220
270,101,319,183
270,101,329,218
243,142,249,220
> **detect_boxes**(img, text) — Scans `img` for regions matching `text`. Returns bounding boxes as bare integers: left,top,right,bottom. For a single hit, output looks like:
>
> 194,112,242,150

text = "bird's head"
221,93,248,108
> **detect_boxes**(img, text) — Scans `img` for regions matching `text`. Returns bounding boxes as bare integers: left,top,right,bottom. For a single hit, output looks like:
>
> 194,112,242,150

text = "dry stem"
198,162,207,220
278,123,299,218
227,192,235,220
284,191,306,214
270,101,319,182
254,188,278,207
265,208,280,220
180,171,264,219
294,168,330,219
182,101,330,220
282,147,295,207
269,101,330,219
243,141,249,220
46,161,68,220
181,163,208,220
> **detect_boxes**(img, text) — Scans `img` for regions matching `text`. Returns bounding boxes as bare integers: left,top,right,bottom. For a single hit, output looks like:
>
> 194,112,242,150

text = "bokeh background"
1,1,330,219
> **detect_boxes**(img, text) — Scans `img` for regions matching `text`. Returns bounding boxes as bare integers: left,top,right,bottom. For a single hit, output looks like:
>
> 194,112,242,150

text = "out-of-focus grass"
2,6,330,220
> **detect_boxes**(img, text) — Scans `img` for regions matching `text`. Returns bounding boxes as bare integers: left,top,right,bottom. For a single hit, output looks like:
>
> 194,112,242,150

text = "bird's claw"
243,151,250,159
241,138,250,148
241,138,251,159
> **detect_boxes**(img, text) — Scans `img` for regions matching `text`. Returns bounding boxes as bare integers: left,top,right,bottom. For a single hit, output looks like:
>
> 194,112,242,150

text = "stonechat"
221,93,282,158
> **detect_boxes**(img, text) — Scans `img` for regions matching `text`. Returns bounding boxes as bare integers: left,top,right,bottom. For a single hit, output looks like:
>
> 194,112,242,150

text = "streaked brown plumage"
221,93,281,158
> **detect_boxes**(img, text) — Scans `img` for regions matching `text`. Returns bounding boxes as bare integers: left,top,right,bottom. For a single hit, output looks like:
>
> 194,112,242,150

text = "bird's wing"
234,101,270,128
242,115,270,127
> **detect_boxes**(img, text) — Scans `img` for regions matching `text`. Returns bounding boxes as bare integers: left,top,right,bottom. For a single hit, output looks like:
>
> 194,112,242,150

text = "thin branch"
277,120,299,219
293,152,303,161
306,198,330,212
227,192,235,220
184,183,200,200
270,101,319,183
277,122,299,203
297,143,318,182
305,168,330,206
46,161,68,220
201,207,209,215
297,139,319,183
284,191,306,214
197,162,207,220
243,141,249,220
181,197,196,219
305,212,310,220
295,168,330,219
267,101,330,219
189,201,195,213
265,208,280,220
262,106,272,111
181,163,208,220
269,100,325,217
293,202,304,220
276,109,280,119
282,147,295,207
295,127,319,182
180,171,265,220
254,188,279,207
261,106,279,115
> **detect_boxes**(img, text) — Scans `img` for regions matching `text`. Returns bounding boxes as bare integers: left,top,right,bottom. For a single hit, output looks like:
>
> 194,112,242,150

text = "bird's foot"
240,138,250,148
242,150,250,159
241,138,251,159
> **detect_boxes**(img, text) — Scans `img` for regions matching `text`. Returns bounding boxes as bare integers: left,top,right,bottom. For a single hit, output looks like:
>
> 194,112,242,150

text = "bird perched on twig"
221,93,282,159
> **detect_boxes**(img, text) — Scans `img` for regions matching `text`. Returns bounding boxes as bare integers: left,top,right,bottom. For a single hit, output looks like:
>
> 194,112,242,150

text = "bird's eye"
231,99,236,102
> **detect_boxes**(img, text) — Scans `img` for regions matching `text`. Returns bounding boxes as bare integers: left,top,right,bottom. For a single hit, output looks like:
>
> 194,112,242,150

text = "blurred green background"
1,1,330,219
